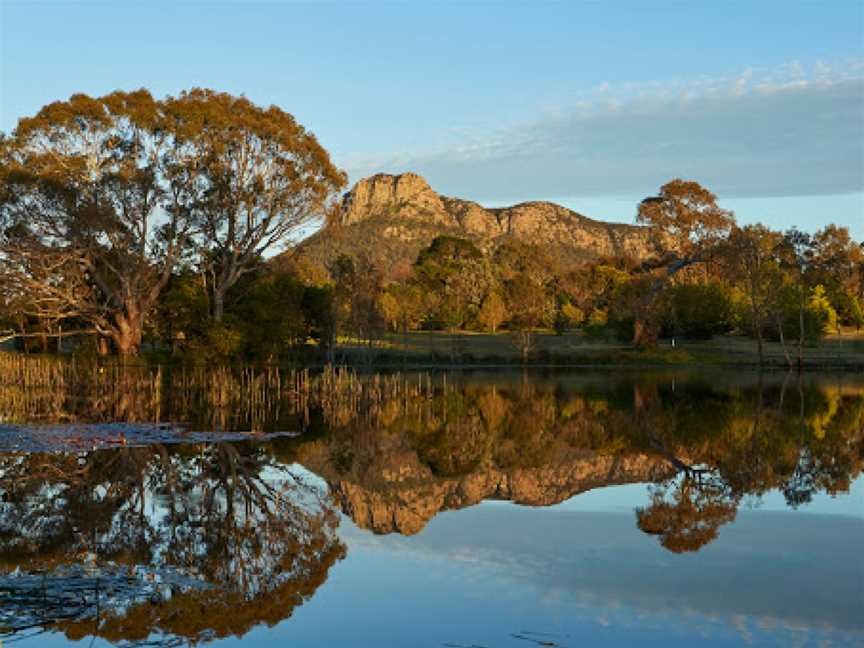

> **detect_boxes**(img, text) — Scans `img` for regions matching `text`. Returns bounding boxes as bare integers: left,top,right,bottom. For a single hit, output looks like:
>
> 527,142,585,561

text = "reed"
0,352,449,430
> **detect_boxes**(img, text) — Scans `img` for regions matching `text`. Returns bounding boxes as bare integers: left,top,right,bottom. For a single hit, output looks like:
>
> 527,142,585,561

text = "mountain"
302,448,674,536
289,172,661,280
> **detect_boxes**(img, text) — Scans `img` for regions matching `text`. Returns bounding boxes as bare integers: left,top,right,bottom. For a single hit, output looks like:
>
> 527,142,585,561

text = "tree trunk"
755,326,764,366
633,319,645,347
213,289,226,323
797,293,804,371
111,308,143,357
112,327,141,357
633,318,655,348
631,259,694,348
776,315,793,370
513,329,533,363
750,298,765,366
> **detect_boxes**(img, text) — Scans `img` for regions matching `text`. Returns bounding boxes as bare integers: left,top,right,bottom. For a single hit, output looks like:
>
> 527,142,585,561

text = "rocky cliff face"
292,172,661,279
299,443,674,536
340,173,452,227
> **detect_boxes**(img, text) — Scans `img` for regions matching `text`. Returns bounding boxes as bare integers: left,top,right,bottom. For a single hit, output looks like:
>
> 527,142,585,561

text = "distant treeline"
1,90,861,365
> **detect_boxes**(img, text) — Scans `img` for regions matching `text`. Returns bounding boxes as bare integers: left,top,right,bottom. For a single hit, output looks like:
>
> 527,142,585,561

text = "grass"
334,329,864,368
5,328,863,371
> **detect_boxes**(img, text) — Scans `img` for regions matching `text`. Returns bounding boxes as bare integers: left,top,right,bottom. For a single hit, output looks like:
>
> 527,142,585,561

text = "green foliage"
436,293,469,331
414,236,482,286
807,285,838,334
477,291,507,333
583,308,609,339
663,281,736,340
822,285,862,330
554,300,584,334
153,272,210,344
149,268,339,360
606,277,653,343
204,323,246,358
303,285,337,348
233,272,308,358
845,295,864,329
328,254,386,343
765,283,833,345
504,273,551,329
411,236,493,331
379,282,426,332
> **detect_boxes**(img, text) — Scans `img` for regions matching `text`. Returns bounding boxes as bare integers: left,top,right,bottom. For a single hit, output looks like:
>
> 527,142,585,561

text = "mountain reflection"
1,370,862,644
294,373,863,546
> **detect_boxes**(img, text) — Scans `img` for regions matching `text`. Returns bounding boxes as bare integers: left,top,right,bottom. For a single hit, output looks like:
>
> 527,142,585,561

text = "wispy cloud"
343,60,864,201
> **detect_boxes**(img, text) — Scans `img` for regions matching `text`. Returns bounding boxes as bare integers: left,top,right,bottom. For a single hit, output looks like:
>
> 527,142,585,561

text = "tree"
303,284,337,360
378,290,401,333
556,301,584,331
329,254,385,354
162,88,346,322
233,270,309,360
414,236,483,282
808,224,863,329
807,285,838,335
0,90,198,355
477,291,507,333
778,228,813,368
638,180,735,262
413,236,487,331
723,225,785,365
633,180,735,346
664,280,735,341
379,281,426,333
151,269,210,351
1,89,346,354
607,274,660,344
505,273,549,361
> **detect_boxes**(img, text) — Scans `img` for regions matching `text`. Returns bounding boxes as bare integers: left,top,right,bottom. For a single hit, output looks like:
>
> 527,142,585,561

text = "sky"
1,1,862,238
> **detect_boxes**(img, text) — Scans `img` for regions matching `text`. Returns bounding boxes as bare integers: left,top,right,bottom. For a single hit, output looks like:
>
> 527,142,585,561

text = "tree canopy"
0,89,345,354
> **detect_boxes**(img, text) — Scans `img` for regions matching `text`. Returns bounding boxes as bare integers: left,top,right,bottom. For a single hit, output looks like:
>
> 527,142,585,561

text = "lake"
1,367,862,647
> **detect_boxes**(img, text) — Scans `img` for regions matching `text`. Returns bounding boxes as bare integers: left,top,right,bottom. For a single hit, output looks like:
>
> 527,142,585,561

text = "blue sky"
1,1,862,238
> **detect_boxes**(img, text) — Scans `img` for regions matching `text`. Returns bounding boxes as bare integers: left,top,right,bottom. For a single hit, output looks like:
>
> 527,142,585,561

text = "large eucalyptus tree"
631,179,736,346
0,89,346,353
163,89,346,321
0,90,201,355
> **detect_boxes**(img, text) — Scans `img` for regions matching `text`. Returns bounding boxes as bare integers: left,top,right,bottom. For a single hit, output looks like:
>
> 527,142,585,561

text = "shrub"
663,281,736,340
807,285,838,334
583,308,610,339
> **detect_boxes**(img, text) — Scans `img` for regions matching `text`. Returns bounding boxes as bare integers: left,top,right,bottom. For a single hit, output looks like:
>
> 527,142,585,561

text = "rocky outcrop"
340,173,450,227
300,445,674,535
292,172,661,280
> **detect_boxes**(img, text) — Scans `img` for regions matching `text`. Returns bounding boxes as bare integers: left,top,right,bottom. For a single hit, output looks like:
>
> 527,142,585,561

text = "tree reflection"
0,441,345,645
636,476,738,553
620,375,864,551
293,372,863,547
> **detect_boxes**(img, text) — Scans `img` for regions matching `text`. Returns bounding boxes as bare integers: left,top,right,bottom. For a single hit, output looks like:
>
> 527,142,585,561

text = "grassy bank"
3,329,863,370
331,329,864,369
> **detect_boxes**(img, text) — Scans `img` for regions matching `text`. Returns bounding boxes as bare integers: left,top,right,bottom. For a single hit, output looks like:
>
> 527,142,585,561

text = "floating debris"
0,423,301,453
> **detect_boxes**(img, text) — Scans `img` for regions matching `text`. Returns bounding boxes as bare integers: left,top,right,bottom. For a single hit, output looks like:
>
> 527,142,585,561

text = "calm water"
1,369,862,647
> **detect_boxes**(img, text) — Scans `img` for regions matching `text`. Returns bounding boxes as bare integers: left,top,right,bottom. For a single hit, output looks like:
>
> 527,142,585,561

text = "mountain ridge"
291,172,661,280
